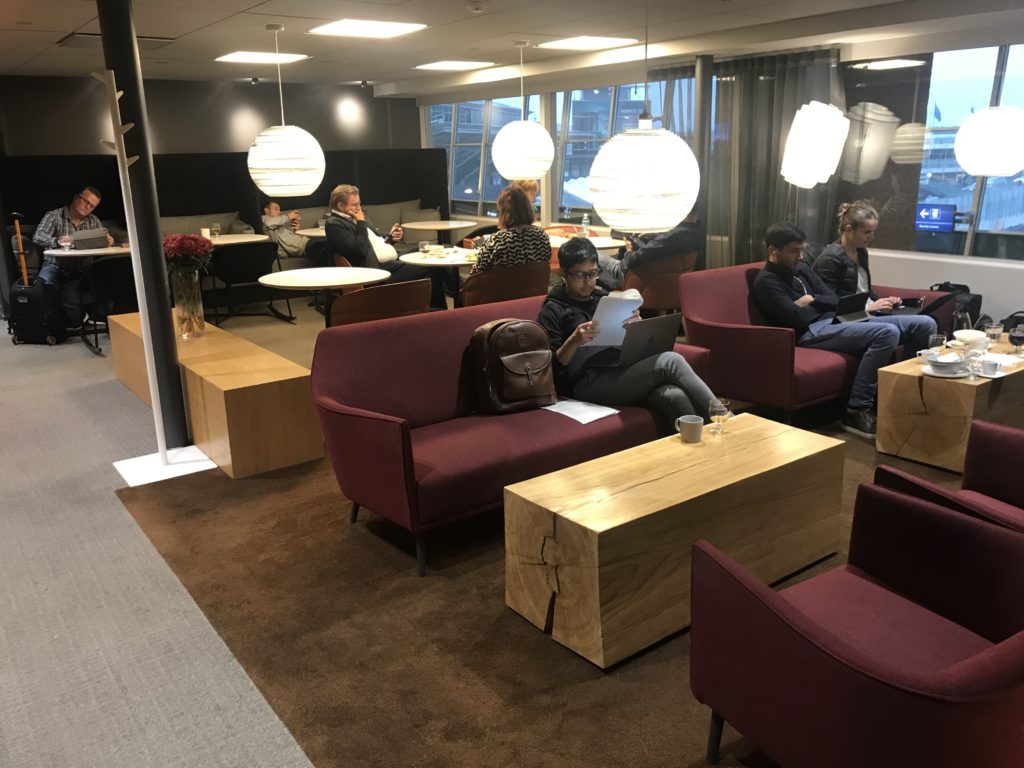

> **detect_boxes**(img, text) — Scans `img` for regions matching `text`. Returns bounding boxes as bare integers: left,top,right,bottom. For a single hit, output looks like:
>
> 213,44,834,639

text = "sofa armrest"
873,465,976,513
849,484,1024,642
683,318,796,406
672,342,709,381
964,420,1024,510
315,397,418,532
874,285,955,334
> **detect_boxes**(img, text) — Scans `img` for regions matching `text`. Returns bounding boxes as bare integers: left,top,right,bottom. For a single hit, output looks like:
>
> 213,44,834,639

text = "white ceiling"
2,0,1022,100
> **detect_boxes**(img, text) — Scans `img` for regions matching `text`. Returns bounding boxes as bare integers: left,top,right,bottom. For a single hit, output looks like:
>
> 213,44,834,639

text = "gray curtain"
708,49,846,264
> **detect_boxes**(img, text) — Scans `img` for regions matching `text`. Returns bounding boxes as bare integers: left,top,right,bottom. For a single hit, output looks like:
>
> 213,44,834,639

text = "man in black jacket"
598,216,699,291
324,184,442,308
751,222,898,438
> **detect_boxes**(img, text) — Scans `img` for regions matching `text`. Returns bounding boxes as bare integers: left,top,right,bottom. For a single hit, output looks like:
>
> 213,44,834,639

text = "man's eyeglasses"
566,269,601,281
76,194,98,209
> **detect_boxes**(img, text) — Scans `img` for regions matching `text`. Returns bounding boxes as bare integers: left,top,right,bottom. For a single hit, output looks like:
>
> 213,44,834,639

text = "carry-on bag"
8,216,67,346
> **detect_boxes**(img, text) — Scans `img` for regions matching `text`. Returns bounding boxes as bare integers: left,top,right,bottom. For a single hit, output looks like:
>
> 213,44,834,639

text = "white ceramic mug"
981,359,1000,376
675,415,703,444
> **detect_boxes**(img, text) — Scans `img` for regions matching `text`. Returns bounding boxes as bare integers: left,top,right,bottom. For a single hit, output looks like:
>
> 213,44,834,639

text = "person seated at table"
813,199,936,359
261,201,309,260
33,185,113,331
470,185,551,275
597,211,699,291
752,222,898,439
324,184,443,308
537,237,720,428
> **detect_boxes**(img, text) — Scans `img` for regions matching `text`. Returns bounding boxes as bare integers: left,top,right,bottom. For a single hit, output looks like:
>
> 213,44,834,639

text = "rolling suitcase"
7,216,68,346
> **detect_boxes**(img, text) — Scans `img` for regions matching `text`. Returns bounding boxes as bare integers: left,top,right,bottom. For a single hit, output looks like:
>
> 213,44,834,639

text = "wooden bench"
109,313,323,479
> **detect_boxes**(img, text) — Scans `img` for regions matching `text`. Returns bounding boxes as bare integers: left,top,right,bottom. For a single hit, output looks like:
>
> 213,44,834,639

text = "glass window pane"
560,140,601,210
451,145,481,202
428,104,453,148
567,87,612,141
481,151,505,203
454,100,486,144
978,44,1024,233
488,96,523,140
614,82,646,132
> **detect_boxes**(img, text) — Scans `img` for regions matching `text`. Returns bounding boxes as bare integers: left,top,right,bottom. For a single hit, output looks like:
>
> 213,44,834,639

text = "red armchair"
691,483,1024,768
679,264,859,412
875,420,1024,533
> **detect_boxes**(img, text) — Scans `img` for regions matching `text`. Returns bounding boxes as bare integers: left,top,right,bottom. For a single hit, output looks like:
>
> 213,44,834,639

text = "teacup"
915,349,940,363
981,359,1000,376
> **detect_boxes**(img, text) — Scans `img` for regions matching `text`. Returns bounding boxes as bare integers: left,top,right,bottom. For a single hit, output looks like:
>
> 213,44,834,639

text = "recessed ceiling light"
416,60,494,71
850,59,926,70
537,36,638,51
216,51,308,64
308,19,427,38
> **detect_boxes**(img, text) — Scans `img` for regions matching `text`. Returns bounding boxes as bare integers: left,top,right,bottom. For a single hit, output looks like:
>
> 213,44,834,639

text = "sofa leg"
416,535,427,577
349,502,360,524
706,711,724,765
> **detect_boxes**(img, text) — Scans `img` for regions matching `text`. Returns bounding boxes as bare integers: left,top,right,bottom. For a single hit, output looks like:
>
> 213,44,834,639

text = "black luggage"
8,278,68,346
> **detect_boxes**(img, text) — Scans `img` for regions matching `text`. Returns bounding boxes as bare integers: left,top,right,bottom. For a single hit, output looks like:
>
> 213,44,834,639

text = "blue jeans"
572,351,716,424
868,313,938,359
799,320,899,409
38,263,86,327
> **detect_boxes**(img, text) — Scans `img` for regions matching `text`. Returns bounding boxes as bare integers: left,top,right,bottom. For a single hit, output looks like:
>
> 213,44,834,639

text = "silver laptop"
833,292,871,324
568,313,681,375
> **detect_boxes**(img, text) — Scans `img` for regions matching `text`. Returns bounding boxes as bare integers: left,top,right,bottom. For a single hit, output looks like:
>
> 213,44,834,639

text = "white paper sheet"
587,289,643,347
984,353,1021,366
542,399,619,424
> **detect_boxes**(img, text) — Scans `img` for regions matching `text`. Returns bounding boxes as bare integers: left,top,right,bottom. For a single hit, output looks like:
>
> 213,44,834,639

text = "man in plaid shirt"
32,186,113,330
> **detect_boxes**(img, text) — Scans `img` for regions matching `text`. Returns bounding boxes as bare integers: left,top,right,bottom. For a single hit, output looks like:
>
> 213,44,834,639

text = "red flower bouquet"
162,233,213,274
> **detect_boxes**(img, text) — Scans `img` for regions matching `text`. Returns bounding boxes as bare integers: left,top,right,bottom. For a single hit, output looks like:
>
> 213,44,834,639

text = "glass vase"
170,268,205,339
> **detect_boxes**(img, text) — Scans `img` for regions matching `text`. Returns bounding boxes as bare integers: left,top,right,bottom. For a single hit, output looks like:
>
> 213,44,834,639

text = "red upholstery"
874,283,956,336
875,420,1024,533
679,264,857,411
691,484,1024,768
311,295,711,538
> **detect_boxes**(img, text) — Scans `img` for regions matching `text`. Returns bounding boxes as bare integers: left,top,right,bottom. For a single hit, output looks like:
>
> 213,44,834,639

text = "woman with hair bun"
813,200,936,358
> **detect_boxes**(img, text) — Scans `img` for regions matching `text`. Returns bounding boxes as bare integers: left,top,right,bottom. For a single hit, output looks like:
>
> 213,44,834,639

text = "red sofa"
679,264,953,414
691,483,1024,768
311,295,710,574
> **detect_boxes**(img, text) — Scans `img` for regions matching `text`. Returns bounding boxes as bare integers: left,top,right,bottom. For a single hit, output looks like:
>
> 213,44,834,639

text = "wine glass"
1009,324,1024,356
966,347,985,381
57,233,74,251
210,222,222,239
709,399,731,436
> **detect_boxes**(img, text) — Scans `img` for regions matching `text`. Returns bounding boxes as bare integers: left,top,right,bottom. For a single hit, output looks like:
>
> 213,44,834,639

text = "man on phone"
262,201,310,260
324,184,442,308
33,186,113,330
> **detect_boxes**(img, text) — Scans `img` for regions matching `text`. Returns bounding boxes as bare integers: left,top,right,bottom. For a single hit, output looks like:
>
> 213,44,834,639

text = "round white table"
400,220,478,232
295,228,326,238
399,247,478,268
210,234,269,247
259,267,390,327
43,245,131,258
548,235,626,254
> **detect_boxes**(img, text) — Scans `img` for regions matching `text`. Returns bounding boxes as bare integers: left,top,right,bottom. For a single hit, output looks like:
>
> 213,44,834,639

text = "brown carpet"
117,423,961,768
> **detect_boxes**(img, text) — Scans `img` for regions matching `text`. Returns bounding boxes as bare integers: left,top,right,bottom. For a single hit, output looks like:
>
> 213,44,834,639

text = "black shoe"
841,407,877,438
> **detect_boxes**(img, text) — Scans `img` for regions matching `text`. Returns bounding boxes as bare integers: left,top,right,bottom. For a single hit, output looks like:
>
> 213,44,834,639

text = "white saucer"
922,365,970,379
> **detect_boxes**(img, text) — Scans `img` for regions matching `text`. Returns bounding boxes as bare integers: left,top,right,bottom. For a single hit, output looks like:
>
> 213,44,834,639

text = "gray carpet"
0,326,312,767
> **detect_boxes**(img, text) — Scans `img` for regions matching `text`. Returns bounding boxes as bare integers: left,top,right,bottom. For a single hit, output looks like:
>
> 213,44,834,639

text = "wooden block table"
877,336,1024,473
109,313,323,479
504,413,845,668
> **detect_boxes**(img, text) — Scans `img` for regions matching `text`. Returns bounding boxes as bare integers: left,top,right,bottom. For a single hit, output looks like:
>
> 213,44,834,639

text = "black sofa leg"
706,711,724,765
349,502,360,524
416,535,427,577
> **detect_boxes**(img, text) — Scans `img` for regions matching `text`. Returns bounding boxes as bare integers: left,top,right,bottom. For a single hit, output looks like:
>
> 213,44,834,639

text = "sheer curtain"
708,49,845,264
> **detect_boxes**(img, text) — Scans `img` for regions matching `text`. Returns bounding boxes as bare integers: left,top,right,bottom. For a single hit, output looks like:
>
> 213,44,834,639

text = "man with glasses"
537,237,719,426
33,186,113,330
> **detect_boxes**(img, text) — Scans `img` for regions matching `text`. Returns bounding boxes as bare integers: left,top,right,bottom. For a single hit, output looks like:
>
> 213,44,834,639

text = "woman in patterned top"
469,185,551,275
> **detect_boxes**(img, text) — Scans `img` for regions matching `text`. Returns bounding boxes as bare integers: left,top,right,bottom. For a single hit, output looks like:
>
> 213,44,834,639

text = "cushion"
792,347,859,406
362,198,419,234
159,211,239,237
229,216,254,235
400,207,440,243
292,207,330,228
410,407,660,525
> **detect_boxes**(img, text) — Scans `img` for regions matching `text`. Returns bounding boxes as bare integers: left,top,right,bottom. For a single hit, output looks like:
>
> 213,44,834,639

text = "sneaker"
841,407,877,438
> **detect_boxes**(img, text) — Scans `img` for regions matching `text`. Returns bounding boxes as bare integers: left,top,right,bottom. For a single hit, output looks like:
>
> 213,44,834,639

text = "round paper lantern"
588,125,700,232
492,120,554,180
247,125,326,196
781,101,850,188
840,102,899,184
953,106,1024,177
889,122,926,165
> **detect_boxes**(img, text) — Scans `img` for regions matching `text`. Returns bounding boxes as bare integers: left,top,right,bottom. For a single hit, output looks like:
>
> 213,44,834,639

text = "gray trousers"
573,351,716,425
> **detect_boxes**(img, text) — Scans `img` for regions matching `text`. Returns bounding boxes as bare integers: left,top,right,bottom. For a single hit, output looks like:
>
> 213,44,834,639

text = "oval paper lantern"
953,106,1024,177
492,120,554,180
890,122,927,165
781,101,850,188
840,102,899,184
589,126,700,232
247,125,326,197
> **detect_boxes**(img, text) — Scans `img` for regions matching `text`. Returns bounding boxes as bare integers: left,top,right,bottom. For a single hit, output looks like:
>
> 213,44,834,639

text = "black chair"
79,256,137,355
205,241,294,325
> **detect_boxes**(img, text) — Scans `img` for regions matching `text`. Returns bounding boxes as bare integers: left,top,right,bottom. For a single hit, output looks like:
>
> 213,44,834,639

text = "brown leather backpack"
470,318,557,414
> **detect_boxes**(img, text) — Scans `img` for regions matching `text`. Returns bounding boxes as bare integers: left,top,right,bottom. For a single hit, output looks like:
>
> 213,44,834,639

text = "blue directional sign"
915,203,956,233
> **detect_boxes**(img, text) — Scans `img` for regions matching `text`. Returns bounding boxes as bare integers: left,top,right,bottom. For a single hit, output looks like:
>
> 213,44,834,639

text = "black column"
96,0,188,448
693,55,714,271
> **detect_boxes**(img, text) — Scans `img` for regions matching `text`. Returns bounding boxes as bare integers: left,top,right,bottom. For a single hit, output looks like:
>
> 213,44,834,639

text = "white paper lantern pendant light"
588,10,700,232
247,24,326,197
780,101,850,189
953,106,1024,178
492,42,554,181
